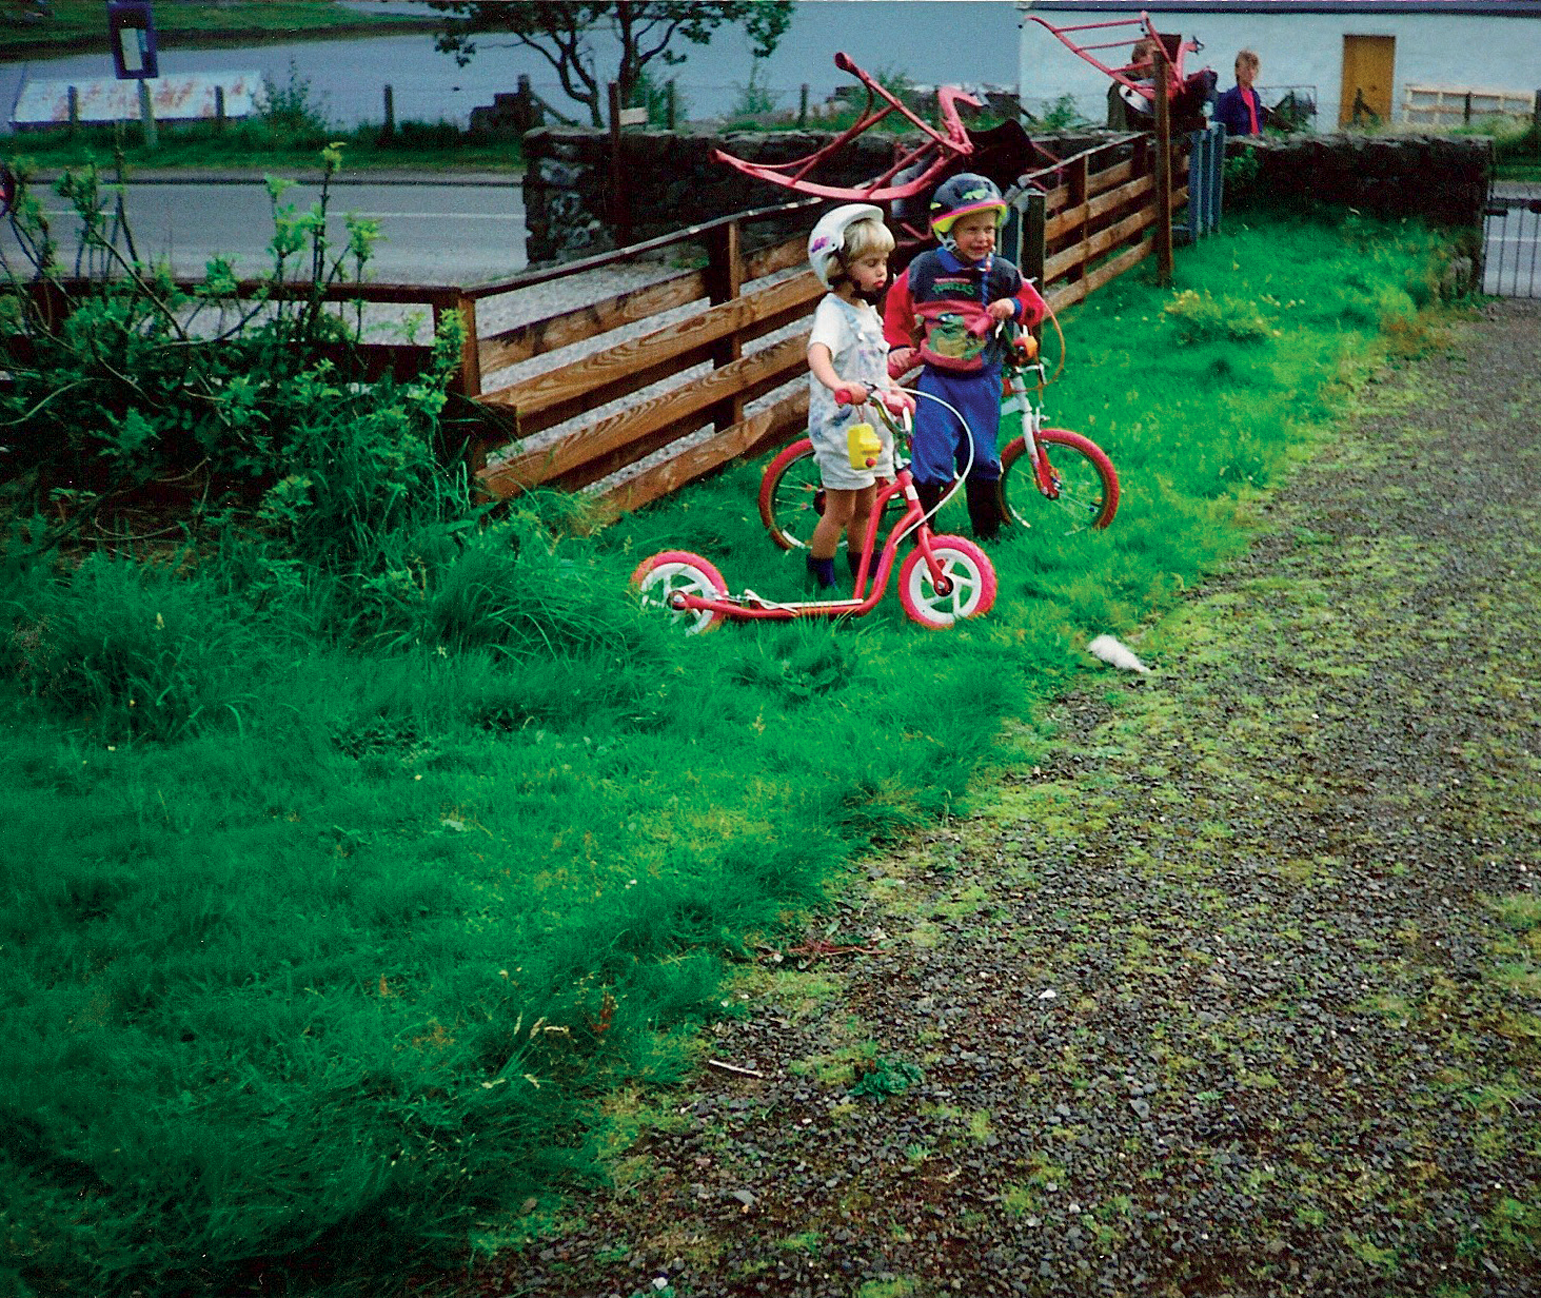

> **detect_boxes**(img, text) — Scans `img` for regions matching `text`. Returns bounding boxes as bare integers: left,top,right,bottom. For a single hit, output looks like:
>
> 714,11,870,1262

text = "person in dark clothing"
1213,49,1270,136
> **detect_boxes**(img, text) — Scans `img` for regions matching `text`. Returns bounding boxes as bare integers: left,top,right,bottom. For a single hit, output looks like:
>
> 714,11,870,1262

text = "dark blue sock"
806,554,837,588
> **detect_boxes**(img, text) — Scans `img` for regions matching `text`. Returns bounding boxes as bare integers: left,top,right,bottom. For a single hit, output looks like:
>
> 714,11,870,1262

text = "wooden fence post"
214,84,226,133
704,219,744,431
137,78,157,150
383,84,395,139
1152,45,1174,285
1023,189,1047,321
799,83,809,128
434,290,486,473
1068,153,1089,293
433,292,482,399
68,85,79,135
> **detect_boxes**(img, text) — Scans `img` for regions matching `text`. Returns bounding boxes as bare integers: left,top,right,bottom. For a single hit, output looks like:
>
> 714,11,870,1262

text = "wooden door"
1340,34,1395,127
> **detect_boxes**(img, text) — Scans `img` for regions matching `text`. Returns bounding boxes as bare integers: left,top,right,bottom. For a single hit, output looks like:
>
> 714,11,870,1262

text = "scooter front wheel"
631,550,728,634
897,535,997,630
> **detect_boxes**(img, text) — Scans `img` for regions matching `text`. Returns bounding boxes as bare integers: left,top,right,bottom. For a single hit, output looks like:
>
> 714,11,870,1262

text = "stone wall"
522,126,1494,266
522,127,900,265
1223,132,1492,228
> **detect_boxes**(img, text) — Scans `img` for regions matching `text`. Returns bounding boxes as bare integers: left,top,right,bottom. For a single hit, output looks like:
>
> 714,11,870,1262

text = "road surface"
1,172,527,284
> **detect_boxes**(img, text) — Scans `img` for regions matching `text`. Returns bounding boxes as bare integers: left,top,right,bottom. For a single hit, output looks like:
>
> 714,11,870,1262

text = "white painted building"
1016,0,1541,132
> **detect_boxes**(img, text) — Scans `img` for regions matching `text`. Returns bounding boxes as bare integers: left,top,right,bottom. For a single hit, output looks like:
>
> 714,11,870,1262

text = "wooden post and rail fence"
4,119,1223,519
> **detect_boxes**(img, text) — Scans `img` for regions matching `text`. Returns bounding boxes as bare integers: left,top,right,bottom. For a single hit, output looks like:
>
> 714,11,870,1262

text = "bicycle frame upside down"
711,52,982,204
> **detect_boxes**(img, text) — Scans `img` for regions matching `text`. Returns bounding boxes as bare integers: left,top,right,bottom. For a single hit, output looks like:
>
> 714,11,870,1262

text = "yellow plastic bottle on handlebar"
847,422,881,470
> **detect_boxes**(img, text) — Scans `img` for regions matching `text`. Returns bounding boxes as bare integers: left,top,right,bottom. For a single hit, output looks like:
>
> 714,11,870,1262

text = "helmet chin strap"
853,284,886,306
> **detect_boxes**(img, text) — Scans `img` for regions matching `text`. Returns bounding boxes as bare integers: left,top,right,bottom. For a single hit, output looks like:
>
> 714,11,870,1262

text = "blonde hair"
836,217,895,278
1235,49,1260,72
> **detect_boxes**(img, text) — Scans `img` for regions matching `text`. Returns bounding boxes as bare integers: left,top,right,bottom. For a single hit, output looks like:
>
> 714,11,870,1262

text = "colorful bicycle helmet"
807,202,886,289
928,173,1007,238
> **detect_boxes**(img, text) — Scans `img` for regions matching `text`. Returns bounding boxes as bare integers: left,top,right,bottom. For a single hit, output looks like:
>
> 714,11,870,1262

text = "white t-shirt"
807,293,895,490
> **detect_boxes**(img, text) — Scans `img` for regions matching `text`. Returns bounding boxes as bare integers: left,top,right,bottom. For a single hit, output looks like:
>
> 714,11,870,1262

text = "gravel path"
461,301,1541,1298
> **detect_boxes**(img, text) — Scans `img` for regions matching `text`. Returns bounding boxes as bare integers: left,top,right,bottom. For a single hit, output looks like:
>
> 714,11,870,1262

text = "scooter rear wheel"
631,550,728,634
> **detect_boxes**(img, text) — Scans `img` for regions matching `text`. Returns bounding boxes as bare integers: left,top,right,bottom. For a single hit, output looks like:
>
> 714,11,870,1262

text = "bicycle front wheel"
999,429,1119,532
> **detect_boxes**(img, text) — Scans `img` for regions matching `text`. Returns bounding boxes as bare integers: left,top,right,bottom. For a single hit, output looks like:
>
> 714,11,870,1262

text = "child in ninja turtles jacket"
883,173,1047,540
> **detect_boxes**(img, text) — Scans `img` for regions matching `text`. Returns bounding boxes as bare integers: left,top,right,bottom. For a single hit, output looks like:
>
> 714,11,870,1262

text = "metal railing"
1483,190,1541,298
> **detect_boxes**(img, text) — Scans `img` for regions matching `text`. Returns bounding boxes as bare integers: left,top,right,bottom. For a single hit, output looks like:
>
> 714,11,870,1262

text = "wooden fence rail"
474,217,823,511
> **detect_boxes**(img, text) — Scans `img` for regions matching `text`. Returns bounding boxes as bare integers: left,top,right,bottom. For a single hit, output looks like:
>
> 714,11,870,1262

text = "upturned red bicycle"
632,390,996,633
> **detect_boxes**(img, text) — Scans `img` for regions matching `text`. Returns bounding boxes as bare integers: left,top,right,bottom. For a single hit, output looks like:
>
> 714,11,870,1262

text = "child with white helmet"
803,203,904,590
883,172,1047,541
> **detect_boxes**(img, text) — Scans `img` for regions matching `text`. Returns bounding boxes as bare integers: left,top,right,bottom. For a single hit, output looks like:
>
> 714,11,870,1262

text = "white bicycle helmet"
807,202,886,289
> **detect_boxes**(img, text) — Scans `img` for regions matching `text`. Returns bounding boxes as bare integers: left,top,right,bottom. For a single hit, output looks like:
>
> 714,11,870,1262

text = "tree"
426,1,795,128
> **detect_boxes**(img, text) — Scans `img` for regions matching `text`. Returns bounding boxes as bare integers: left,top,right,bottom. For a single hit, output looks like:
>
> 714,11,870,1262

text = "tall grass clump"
0,184,1467,1297
6,551,279,741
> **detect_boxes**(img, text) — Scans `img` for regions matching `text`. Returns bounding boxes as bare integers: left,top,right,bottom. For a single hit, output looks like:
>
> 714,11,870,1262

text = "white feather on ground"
1088,634,1151,674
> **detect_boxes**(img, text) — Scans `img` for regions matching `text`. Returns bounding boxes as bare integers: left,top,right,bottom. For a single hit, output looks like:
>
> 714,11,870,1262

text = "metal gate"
1483,189,1541,298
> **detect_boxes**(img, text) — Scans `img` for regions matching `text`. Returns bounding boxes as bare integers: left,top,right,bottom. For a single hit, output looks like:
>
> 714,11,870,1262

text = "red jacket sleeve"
883,268,918,351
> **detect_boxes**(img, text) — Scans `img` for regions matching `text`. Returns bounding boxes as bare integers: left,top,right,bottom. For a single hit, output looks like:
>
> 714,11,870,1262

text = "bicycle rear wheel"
758,438,823,551
999,428,1119,532
758,438,906,551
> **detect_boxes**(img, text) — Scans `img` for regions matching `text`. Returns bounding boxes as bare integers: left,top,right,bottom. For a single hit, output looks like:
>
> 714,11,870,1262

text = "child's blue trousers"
911,366,1003,487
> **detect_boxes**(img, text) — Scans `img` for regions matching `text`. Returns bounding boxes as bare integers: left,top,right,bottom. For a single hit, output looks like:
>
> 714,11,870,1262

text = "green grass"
0,211,1465,1297
6,118,524,175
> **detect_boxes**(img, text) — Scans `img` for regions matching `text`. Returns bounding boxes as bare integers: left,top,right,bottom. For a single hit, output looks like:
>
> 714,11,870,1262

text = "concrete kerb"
24,168,523,187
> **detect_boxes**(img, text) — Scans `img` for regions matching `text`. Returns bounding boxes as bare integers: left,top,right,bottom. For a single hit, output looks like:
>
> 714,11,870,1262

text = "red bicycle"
633,391,996,633
758,336,1118,551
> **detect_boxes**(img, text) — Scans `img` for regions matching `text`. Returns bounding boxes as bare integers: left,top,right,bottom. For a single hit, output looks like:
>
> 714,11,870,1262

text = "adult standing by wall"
1214,49,1269,136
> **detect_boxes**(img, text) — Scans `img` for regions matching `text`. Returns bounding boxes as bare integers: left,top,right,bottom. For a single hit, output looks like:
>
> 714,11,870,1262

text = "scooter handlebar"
834,387,914,417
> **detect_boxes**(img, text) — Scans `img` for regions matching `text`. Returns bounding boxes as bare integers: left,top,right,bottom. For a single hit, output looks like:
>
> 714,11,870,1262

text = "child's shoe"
806,553,837,590
965,478,1003,542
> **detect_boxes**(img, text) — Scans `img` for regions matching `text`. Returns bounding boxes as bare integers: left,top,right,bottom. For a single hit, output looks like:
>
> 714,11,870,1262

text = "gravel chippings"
463,302,1541,1298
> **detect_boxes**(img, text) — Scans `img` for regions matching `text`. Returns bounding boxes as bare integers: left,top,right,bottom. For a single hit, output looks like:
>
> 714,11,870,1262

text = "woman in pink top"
1214,49,1269,136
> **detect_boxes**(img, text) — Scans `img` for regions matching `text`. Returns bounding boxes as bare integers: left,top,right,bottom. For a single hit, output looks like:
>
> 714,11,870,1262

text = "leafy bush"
256,59,332,142
1,153,396,498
